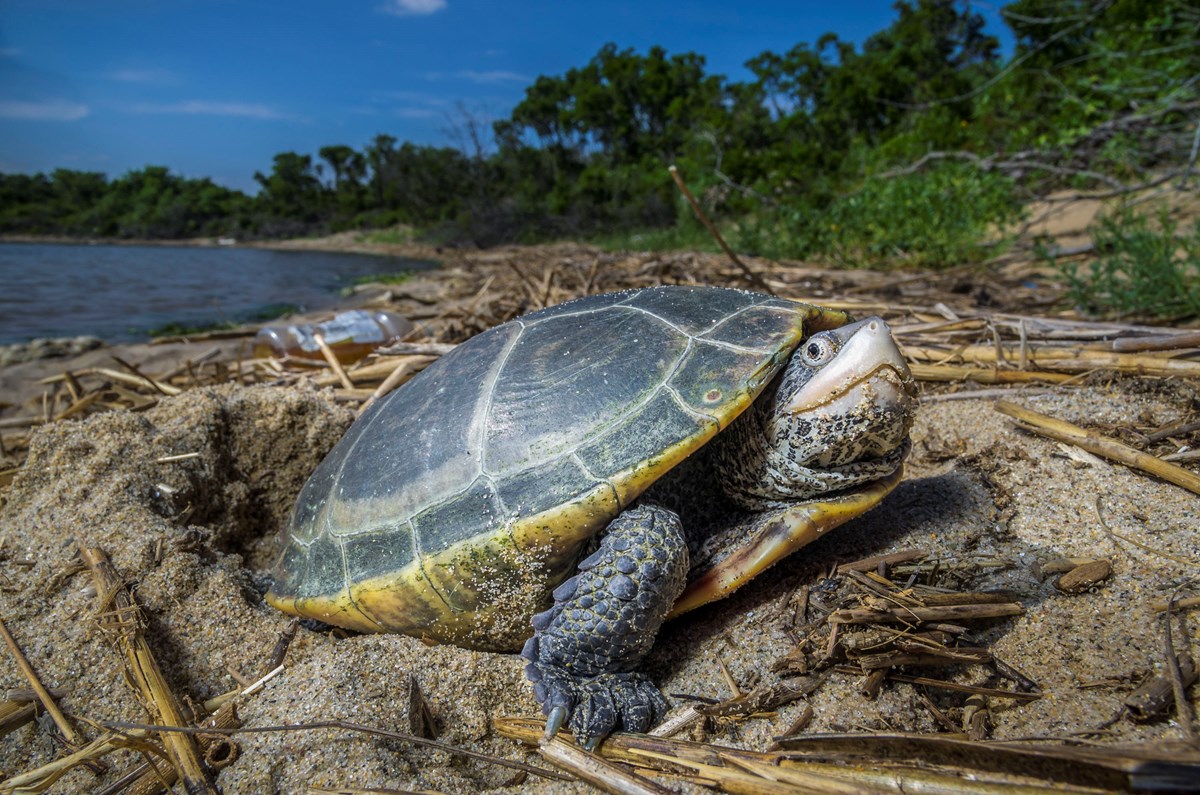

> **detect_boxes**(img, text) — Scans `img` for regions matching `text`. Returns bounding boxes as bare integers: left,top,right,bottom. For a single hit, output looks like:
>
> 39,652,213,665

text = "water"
0,243,435,344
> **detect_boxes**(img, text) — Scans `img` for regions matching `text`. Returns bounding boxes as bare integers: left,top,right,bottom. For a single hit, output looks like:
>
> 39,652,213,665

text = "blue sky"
1,1,1010,193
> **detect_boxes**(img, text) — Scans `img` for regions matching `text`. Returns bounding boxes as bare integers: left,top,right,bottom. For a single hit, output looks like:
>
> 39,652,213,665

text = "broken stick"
80,546,218,795
995,401,1200,496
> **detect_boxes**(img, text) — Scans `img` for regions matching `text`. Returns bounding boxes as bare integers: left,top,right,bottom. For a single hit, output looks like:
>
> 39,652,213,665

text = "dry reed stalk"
827,602,1024,624
0,732,147,793
995,401,1200,496
860,669,887,700
107,384,159,411
356,355,438,416
0,617,80,746
855,647,993,670
110,356,173,396
904,343,1200,378
53,390,104,420
908,363,1073,384
88,367,183,395
313,357,430,388
80,546,217,794
890,317,989,335
314,335,355,391
0,701,37,739
498,717,1126,795
1151,595,1200,612
767,704,814,751
1145,419,1200,442
647,705,704,737
331,388,376,402
1112,329,1200,352
125,703,242,795
643,746,876,794
158,347,224,381
0,417,44,430
697,678,821,719
883,674,1041,701
835,549,927,574
539,736,673,795
506,261,546,307
375,341,457,356
668,165,772,294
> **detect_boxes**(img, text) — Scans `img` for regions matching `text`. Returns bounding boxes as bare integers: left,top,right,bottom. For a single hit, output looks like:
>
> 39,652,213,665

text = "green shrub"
733,163,1022,267
588,219,717,253
818,163,1022,268
1048,209,1200,320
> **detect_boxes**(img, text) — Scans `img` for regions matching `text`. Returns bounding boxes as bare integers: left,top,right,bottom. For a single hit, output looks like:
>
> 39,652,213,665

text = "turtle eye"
799,335,837,367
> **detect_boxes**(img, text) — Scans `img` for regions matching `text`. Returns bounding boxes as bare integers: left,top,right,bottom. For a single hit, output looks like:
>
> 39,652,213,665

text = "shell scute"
343,523,416,587
411,477,503,554
572,388,715,487
617,285,771,335
494,455,598,526
482,308,686,475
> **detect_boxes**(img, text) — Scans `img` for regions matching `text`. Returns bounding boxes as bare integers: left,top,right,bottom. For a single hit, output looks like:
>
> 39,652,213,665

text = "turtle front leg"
521,504,688,749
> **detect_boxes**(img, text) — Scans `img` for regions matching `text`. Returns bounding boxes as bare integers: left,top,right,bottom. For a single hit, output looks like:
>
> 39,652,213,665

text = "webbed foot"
521,504,688,748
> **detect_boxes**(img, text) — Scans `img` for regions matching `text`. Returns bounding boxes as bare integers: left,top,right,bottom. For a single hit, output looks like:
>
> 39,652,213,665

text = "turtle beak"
786,317,916,415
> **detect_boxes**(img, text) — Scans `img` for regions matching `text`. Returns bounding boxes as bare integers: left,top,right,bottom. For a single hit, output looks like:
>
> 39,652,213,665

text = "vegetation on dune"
1,0,1197,315
1047,209,1200,321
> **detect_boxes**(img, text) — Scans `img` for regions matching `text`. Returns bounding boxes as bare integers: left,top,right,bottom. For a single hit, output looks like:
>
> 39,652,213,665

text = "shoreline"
0,231,448,354
0,230,451,262
0,233,236,248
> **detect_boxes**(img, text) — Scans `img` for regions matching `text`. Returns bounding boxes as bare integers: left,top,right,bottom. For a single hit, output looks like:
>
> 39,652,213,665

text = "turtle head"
781,316,917,466
716,316,917,509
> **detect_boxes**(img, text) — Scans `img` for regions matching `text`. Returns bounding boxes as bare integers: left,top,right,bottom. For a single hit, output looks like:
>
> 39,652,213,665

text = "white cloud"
393,107,436,119
457,69,528,84
382,0,446,15
105,67,176,84
131,101,288,120
0,48,21,58
0,100,89,121
379,89,447,105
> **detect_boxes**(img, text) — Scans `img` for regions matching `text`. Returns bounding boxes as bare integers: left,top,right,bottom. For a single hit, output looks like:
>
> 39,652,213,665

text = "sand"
0,245,1197,793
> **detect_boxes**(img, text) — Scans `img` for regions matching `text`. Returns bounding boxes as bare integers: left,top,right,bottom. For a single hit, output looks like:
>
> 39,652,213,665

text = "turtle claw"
544,705,569,739
524,660,668,747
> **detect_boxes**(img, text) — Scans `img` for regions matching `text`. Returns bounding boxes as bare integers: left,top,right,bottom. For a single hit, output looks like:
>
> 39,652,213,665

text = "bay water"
0,243,434,345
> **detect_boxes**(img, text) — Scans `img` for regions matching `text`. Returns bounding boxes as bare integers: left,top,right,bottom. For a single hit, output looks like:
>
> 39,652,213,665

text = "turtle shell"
266,286,852,651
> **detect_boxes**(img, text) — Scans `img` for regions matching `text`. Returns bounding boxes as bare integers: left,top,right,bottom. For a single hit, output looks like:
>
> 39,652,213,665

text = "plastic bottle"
254,309,413,363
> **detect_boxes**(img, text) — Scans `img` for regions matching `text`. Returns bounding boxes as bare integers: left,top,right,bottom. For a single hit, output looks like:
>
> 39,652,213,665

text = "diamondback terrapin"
267,285,917,746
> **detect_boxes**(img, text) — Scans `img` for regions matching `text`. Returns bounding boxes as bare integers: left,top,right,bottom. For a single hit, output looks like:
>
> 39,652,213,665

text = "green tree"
983,0,1199,167
319,144,367,221
502,42,737,231
253,152,325,231
365,133,399,211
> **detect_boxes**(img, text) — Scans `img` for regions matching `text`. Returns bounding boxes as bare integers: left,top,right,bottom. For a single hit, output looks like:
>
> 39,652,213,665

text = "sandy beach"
0,239,1196,793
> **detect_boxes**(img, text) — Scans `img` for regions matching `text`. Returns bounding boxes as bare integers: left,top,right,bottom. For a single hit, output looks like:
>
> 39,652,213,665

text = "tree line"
1,0,1195,266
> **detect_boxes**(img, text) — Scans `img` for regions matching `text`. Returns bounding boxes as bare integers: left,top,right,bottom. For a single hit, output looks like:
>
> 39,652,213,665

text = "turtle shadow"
648,468,1016,685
